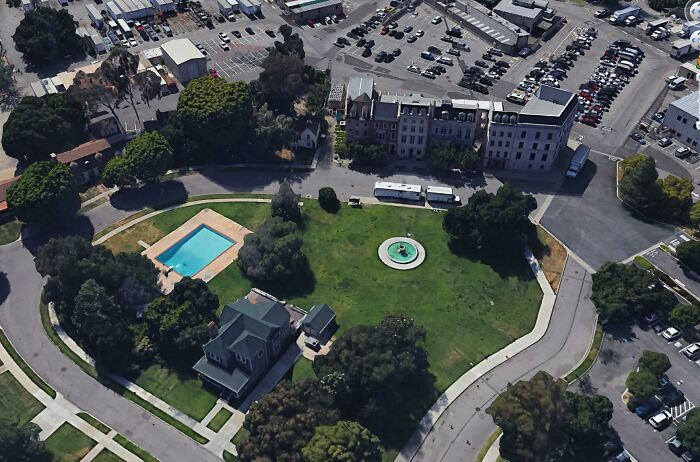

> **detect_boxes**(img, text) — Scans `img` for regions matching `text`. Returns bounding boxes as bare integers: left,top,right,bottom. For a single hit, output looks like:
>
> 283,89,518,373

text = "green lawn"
290,357,316,382
45,423,96,462
223,450,241,462
232,427,249,446
206,407,233,432
92,450,125,462
0,219,21,245
113,435,158,462
77,412,110,434
130,364,218,421
0,372,45,426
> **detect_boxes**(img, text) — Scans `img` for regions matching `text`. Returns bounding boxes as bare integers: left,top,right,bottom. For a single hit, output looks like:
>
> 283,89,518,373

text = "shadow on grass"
256,264,316,299
447,239,535,282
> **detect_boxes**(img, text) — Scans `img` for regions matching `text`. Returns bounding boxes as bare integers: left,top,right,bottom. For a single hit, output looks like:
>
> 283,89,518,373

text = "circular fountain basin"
378,237,426,270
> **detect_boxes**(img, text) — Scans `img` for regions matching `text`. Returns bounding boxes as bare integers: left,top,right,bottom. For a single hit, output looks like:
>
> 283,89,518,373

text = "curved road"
400,258,597,462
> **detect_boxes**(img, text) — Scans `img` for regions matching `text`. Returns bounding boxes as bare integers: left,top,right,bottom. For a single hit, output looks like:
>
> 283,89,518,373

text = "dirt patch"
536,226,567,293
102,221,164,254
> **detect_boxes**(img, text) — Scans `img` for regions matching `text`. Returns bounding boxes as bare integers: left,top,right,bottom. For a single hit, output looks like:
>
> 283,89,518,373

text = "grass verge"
474,428,502,462
290,357,316,382
0,328,56,398
634,255,655,271
223,450,241,462
231,427,249,447
565,322,604,383
45,423,96,462
534,226,567,293
0,218,21,245
113,435,158,462
92,450,125,462
206,407,233,432
77,412,110,434
0,372,45,426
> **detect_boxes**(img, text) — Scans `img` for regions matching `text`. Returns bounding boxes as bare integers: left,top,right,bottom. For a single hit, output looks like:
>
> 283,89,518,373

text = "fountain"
378,237,426,270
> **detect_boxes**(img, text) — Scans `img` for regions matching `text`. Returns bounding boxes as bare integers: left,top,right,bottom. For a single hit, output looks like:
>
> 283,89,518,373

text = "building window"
441,128,447,134
518,142,524,149
383,123,387,129
375,123,379,128
411,127,415,133
410,136,415,143
457,129,462,137
529,153,535,160
678,115,682,121
541,154,548,162
507,132,512,138
516,152,522,159
419,126,424,133
400,148,405,154
545,144,550,151
500,131,504,137
547,133,553,140
411,118,416,124
504,151,509,158
683,118,688,124
498,141,503,147
418,136,423,144
532,143,538,150
490,140,495,146
401,135,407,143
258,350,264,358
488,150,493,157
520,132,526,138
402,126,407,132
505,142,510,148
449,129,452,135
403,118,408,123
391,133,395,140
496,152,500,158
535,132,541,139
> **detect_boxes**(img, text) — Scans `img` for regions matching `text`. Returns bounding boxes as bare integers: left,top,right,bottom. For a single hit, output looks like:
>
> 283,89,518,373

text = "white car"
416,29,424,37
219,41,230,51
649,410,672,429
683,343,700,360
518,47,530,57
431,16,442,24
662,327,681,341
406,65,421,73
129,39,137,47
218,32,230,43
507,92,527,104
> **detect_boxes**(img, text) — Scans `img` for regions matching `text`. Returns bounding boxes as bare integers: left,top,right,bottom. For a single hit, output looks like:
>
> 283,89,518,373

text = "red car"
306,19,315,27
209,68,219,77
380,27,388,35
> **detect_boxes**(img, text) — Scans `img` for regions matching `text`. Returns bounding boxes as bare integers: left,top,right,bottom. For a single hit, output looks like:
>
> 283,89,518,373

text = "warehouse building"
160,38,206,83
150,0,175,13
446,0,529,54
493,0,549,32
664,92,700,150
283,0,342,22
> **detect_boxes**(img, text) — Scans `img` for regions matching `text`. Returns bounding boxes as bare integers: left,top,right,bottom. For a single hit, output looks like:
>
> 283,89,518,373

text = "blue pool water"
156,225,235,277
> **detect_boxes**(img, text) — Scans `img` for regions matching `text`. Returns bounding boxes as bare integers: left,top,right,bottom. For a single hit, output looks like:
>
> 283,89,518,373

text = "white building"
160,38,206,83
485,85,576,171
150,0,175,13
664,91,700,151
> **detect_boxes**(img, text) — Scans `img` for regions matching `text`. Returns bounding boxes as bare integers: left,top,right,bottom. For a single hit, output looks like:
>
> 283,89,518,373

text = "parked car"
518,47,531,57
245,26,254,34
431,15,442,24
658,137,672,147
649,410,673,429
421,70,436,79
644,311,661,324
669,437,685,456
403,25,413,33
630,132,646,145
595,8,610,17
406,64,420,73
676,147,691,159
219,41,229,50
232,30,242,38
635,396,663,419
658,374,674,391
416,29,424,37
662,326,681,341
662,389,685,407
218,32,230,43
475,60,489,68
361,47,372,57
684,343,700,360
208,68,219,77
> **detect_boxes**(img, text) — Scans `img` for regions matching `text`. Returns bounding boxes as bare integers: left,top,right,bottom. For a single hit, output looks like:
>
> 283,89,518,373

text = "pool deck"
142,208,252,293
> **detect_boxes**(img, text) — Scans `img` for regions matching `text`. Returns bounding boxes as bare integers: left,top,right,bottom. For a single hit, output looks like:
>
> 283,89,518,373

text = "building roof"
347,77,374,101
193,357,252,393
373,101,398,121
681,61,700,74
494,0,542,19
328,83,345,102
56,139,112,164
0,177,19,212
160,38,205,66
288,0,340,11
302,304,336,335
670,91,698,116
520,85,575,117
449,0,528,46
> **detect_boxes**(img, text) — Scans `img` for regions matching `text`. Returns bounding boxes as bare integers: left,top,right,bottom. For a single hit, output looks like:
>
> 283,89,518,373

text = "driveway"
402,258,597,462
541,154,677,270
572,324,700,462
645,247,700,301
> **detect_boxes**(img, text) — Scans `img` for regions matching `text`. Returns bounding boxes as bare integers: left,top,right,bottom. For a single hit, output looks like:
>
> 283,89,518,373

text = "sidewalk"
396,246,558,462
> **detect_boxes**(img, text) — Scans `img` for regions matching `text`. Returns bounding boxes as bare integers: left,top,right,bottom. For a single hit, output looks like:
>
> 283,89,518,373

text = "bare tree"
69,70,124,131
133,69,161,108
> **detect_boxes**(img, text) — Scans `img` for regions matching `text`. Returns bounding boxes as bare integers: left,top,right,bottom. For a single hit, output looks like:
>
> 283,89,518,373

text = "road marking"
671,399,695,421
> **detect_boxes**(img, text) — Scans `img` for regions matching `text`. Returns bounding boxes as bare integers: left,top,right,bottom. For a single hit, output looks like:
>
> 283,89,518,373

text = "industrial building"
493,0,550,32
343,76,576,170
150,0,175,13
664,92,700,150
106,0,155,20
160,38,207,83
282,0,342,22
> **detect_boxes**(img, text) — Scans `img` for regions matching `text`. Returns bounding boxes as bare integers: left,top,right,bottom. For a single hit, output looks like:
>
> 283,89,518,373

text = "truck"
117,18,133,38
426,186,460,203
373,181,422,201
566,144,590,178
646,18,669,35
609,5,640,24
671,39,694,59
217,0,233,16
681,20,700,38
86,4,104,28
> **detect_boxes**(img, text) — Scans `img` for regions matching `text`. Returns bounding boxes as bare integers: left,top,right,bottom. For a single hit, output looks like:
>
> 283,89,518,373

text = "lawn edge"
0,327,56,398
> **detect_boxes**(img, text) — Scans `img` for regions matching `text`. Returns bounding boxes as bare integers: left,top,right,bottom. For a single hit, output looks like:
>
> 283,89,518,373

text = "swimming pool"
156,225,235,277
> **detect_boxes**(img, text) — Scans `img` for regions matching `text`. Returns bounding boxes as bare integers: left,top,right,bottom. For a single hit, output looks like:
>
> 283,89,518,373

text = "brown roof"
56,138,111,164
0,177,19,212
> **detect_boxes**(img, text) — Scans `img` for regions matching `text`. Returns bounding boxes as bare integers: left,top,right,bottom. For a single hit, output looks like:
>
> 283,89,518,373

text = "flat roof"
494,0,542,20
673,39,692,48
289,0,340,13
670,91,698,116
374,181,422,192
160,38,205,65
450,0,528,46
520,85,575,117
347,76,374,101
426,186,454,195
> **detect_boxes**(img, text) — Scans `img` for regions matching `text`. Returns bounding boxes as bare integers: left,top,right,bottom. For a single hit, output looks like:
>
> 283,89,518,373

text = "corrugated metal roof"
161,38,205,65
670,91,699,115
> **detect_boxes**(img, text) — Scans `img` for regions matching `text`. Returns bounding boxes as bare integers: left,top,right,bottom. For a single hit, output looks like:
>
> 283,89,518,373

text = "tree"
670,303,700,331
103,131,173,187
12,8,84,64
638,350,671,377
443,184,537,256
133,69,162,107
678,408,700,457
486,371,613,462
257,52,306,111
145,277,218,366
237,217,308,285
159,114,204,166
253,103,297,157
313,315,430,431
318,187,340,213
657,175,693,220
302,420,381,462
590,262,677,323
620,154,646,174
0,418,52,462
648,0,684,10
0,62,14,92
618,155,660,212
275,24,305,59
690,202,700,227
1,93,86,162
7,161,80,226
72,279,133,370
177,77,252,149
99,47,144,126
625,369,657,401
336,141,388,167
240,380,339,462
429,144,480,171
69,69,124,130
677,240,700,274
271,182,301,223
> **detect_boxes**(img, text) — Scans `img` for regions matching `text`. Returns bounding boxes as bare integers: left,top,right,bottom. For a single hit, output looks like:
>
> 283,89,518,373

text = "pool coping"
142,208,252,293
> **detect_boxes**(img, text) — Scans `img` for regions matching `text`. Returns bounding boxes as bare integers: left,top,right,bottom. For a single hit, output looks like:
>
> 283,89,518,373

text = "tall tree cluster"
0,418,52,462
486,371,613,462
102,132,173,187
13,8,84,64
442,184,536,256
429,143,480,171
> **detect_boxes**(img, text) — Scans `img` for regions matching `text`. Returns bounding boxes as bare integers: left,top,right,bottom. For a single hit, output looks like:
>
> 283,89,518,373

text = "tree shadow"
259,263,316,299
604,322,636,343
21,215,96,256
0,272,9,306
109,180,189,212
447,239,536,282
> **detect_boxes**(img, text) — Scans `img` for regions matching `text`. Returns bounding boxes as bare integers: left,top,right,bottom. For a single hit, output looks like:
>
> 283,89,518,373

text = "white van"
669,77,686,90
437,56,453,65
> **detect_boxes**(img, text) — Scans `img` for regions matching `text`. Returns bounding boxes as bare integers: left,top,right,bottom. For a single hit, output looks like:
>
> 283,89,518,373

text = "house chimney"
207,321,219,338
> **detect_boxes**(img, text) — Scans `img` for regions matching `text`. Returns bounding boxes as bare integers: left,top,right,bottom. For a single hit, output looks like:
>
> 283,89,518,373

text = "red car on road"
209,69,219,77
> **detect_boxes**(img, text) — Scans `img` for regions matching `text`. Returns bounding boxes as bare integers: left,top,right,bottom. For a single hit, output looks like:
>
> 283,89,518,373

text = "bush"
318,187,339,213
625,369,657,401
638,350,670,377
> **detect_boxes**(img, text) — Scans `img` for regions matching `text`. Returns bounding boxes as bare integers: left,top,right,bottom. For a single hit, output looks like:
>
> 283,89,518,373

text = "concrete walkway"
0,330,141,461
396,247,558,462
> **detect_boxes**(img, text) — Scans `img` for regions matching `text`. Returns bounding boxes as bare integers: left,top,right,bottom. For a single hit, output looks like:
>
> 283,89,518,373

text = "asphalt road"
645,248,700,301
541,154,677,270
572,324,700,462
402,258,597,462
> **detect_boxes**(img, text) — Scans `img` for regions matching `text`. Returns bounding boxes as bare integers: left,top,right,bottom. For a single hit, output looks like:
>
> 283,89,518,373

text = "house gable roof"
302,304,336,335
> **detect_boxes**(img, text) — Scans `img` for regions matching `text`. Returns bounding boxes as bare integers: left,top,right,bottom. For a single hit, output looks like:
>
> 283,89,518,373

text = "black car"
384,53,395,63
635,396,663,419
357,38,366,47
265,29,275,37
471,83,488,94
475,60,489,68
364,39,375,48
361,47,372,57
495,60,510,68
392,48,401,56
375,51,386,62
245,26,254,34
482,53,496,62
232,30,242,38
479,77,494,86
394,31,404,39
388,29,397,37
669,437,685,456
663,389,686,406
457,79,472,88
468,66,484,74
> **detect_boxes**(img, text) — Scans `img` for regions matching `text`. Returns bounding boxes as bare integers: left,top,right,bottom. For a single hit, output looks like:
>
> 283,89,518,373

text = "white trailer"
374,182,423,201
86,4,104,27
249,0,261,13
90,34,107,53
683,20,700,37
226,0,240,11
237,0,256,15
117,18,133,37
566,144,589,178
106,1,123,19
610,5,640,23
426,186,460,203
671,39,694,59
218,0,233,14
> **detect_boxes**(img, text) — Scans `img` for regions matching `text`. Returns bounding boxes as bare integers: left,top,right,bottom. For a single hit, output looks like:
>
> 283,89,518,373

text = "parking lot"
574,322,700,462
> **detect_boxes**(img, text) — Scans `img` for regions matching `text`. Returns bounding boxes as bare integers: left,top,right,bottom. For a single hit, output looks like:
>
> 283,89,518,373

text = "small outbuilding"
160,38,206,83
301,304,337,344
